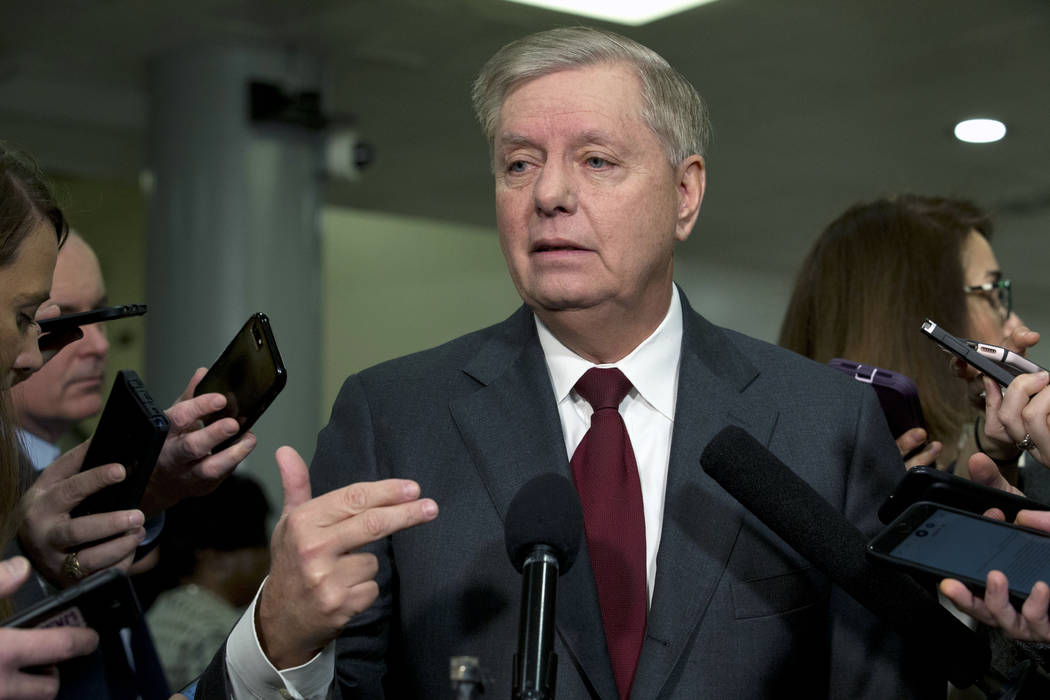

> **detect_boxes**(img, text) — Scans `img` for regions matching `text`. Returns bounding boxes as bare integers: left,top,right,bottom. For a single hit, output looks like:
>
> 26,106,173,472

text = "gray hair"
471,26,711,166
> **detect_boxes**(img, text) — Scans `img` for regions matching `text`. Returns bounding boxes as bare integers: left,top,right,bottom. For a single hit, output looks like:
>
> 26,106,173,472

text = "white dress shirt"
225,287,683,698
535,285,682,604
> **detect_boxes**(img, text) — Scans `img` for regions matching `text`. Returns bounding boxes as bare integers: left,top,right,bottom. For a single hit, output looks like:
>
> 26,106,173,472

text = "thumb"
276,446,311,514
0,556,31,597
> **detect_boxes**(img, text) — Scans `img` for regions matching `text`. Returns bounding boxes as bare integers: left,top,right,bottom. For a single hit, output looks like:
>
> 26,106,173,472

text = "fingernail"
129,511,144,527
403,481,421,498
5,556,28,577
110,464,126,481
211,395,225,410
422,500,438,518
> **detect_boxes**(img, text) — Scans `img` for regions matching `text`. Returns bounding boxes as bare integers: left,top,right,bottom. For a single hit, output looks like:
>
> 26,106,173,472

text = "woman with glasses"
779,194,1037,480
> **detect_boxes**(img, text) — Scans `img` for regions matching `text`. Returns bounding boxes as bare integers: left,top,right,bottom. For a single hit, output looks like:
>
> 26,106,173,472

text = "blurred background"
2,0,1047,505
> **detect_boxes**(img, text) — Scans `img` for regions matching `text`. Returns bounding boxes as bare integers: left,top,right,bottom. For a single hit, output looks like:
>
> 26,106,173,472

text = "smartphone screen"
869,502,1050,600
194,313,286,452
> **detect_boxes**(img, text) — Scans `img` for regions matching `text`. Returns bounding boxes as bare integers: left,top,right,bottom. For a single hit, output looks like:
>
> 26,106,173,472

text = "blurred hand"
139,367,257,516
256,447,438,669
0,556,99,699
981,372,1050,466
896,427,941,469
18,442,146,588
941,509,1050,642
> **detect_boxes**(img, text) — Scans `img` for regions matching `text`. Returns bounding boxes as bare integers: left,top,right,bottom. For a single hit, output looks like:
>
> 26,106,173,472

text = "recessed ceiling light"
954,118,1006,144
503,0,719,26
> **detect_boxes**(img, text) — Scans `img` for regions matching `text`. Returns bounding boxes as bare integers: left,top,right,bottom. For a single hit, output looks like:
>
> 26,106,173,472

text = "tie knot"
574,367,632,411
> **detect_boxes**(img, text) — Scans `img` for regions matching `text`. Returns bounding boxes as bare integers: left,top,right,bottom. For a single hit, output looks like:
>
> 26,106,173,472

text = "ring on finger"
1016,433,1035,451
62,552,86,582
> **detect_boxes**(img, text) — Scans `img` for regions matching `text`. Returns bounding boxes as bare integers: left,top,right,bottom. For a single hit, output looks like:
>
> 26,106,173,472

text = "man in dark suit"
211,27,927,698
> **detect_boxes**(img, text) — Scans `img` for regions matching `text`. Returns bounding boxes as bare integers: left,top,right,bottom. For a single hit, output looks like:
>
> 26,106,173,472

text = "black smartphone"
193,313,287,453
921,319,1016,387
3,568,140,631
878,466,1049,524
71,370,171,518
869,501,1050,605
37,303,147,336
829,359,925,438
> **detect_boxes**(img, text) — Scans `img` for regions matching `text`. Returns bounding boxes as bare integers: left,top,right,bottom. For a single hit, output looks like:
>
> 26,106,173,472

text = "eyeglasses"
963,279,1012,320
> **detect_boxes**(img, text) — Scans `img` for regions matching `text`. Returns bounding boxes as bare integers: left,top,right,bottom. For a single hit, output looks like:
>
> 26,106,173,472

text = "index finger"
330,498,439,553
312,479,425,527
165,392,228,432
6,626,99,667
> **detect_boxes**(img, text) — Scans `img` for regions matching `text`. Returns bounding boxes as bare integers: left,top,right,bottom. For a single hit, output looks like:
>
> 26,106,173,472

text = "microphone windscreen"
700,425,989,687
505,473,584,574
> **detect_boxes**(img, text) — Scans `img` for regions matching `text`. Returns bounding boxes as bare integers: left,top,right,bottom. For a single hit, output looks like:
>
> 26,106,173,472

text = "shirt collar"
535,285,683,420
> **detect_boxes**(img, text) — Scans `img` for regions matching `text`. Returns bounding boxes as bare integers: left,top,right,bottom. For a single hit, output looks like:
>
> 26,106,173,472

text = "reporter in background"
779,194,1041,485
0,142,98,699
8,227,259,588
11,230,108,471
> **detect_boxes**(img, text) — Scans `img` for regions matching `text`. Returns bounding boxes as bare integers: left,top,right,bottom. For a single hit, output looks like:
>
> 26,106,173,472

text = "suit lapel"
449,307,619,699
631,299,779,699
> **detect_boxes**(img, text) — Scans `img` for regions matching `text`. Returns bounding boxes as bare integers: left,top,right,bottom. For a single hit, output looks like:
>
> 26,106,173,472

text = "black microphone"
700,425,991,689
504,473,584,700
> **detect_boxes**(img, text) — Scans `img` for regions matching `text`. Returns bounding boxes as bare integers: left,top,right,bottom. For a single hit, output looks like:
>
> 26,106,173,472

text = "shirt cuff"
225,577,335,700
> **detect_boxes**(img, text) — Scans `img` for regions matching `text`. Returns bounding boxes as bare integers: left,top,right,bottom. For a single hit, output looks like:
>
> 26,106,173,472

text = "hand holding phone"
940,509,1050,644
71,370,171,519
193,313,286,453
869,501,1050,606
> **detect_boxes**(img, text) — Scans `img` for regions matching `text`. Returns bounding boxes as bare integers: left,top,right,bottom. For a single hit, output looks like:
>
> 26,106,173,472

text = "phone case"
829,359,925,438
3,569,140,631
878,466,1049,524
868,501,1046,605
71,370,171,518
193,313,287,453
921,319,1016,387
37,303,147,335
966,340,1047,377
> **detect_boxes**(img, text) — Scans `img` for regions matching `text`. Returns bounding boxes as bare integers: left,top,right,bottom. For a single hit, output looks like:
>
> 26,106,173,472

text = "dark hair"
779,194,993,447
0,144,67,617
0,143,67,263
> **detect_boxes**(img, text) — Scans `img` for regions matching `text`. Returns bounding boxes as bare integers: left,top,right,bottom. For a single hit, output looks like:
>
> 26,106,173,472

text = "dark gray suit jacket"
296,292,930,699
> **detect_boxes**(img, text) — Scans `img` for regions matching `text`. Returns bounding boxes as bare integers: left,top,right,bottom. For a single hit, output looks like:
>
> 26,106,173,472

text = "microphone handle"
512,546,559,700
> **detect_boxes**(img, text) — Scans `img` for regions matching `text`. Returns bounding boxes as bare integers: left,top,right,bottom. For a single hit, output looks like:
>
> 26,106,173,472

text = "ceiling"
1,0,1048,295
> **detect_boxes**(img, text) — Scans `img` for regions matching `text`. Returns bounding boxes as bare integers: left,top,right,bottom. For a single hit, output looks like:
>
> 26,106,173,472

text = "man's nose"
81,322,110,356
533,160,577,217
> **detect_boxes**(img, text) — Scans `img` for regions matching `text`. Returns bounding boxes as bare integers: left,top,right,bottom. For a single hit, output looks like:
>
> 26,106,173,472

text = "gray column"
146,45,323,505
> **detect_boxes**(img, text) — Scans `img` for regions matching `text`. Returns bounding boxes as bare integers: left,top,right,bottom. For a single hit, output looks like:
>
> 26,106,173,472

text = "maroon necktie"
570,367,647,700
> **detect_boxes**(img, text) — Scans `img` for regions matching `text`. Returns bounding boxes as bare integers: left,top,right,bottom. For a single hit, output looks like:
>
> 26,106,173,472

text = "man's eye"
586,156,609,168
507,160,528,173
